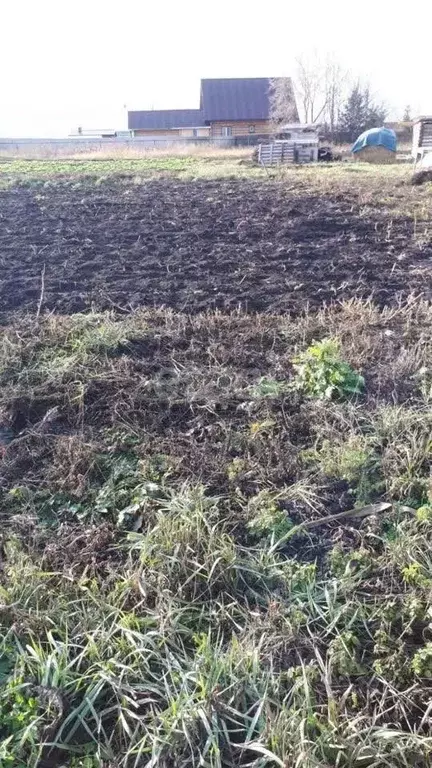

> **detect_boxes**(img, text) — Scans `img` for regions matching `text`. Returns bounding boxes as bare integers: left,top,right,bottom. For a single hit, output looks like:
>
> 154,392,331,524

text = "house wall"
179,127,210,138
210,120,272,137
133,129,181,137
133,122,272,139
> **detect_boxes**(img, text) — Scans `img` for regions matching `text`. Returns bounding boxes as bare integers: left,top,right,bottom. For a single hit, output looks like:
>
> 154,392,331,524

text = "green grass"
0,156,194,177
0,153,268,184
0,154,417,188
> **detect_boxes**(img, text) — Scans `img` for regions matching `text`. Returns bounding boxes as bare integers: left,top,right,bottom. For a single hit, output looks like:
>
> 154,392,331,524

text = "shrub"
293,338,364,400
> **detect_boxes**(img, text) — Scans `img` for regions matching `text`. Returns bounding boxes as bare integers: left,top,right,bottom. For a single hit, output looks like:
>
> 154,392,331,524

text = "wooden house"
128,78,298,142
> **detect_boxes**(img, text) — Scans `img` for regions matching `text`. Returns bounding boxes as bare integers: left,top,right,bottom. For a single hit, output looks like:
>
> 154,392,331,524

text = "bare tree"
292,52,348,134
324,59,347,137
270,53,349,138
295,52,326,123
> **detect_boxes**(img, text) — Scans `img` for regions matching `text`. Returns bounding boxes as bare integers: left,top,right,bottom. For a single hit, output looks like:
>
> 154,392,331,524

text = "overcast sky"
2,0,432,137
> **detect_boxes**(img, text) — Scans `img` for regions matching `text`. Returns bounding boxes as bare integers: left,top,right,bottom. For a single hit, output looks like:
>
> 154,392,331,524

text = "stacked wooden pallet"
257,141,295,166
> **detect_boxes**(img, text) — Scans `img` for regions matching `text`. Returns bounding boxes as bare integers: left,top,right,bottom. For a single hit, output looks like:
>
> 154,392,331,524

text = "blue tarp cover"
352,127,397,153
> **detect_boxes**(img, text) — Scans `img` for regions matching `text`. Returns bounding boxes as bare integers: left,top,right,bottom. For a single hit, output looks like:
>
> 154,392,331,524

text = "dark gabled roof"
200,78,297,122
128,109,204,130
129,78,298,130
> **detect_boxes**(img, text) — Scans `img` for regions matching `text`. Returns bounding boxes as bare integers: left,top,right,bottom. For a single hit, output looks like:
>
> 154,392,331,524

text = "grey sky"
2,0,431,137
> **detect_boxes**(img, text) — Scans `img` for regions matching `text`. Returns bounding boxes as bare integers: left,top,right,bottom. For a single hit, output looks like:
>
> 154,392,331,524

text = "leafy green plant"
127,485,239,600
314,436,372,485
92,453,166,528
281,560,316,590
69,317,131,355
328,631,364,676
249,418,276,437
247,490,293,540
226,457,249,481
0,676,40,767
329,545,374,579
401,561,432,588
412,642,432,677
416,504,432,522
373,628,410,682
293,338,364,399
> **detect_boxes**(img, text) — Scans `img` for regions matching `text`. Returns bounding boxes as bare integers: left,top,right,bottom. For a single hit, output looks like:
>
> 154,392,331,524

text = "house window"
248,125,256,134
221,126,232,137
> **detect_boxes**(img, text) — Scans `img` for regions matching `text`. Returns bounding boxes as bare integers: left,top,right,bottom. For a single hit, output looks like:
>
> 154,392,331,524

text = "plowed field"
1,175,431,317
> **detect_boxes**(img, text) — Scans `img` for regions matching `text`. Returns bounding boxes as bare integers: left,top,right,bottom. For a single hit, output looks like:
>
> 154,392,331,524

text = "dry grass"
68,144,252,160
0,142,252,161
354,146,397,164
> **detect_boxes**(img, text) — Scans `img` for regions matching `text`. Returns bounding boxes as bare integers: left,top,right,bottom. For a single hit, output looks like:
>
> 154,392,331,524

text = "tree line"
270,54,408,143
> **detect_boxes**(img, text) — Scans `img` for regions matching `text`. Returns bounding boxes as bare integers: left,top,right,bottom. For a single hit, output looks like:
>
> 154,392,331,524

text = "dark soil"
1,177,431,317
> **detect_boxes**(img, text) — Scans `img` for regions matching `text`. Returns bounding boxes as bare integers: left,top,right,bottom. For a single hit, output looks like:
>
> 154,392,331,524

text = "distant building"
128,78,299,141
69,128,133,139
412,117,432,162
